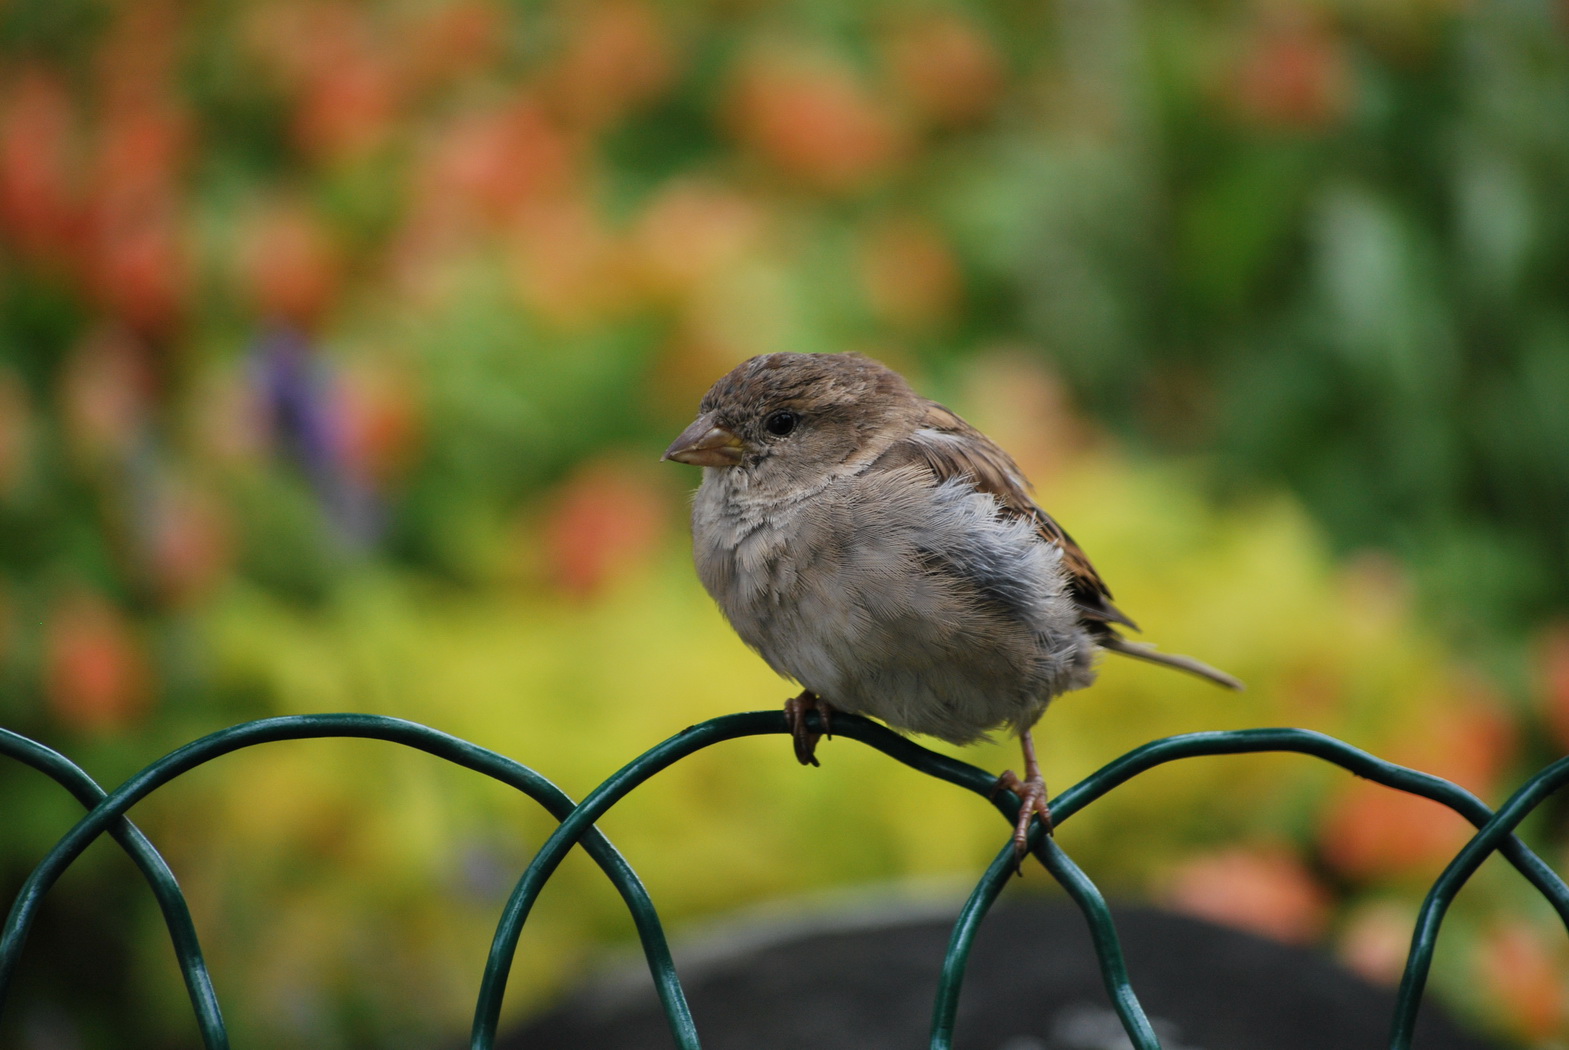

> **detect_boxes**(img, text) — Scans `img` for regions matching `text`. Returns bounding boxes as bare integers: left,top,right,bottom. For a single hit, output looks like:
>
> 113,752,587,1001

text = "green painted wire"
471,711,1004,1048
0,729,229,1050
472,711,1164,1050
471,712,778,1049
473,712,1569,1050
931,844,1020,1050
1390,754,1569,1050
0,715,694,1050
830,717,1163,1050
931,834,1162,1050
1034,837,1163,1050
1050,728,1569,928
919,726,1569,1050
7,714,1567,1050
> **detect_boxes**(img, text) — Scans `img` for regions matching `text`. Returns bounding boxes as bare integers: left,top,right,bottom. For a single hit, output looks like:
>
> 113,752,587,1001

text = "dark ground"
505,895,1499,1050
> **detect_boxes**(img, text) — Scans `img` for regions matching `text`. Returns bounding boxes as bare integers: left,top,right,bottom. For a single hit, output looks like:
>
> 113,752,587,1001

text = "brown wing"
893,401,1138,633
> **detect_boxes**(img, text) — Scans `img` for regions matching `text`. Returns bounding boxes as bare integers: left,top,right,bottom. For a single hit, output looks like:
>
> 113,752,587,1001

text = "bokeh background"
2,0,1568,1047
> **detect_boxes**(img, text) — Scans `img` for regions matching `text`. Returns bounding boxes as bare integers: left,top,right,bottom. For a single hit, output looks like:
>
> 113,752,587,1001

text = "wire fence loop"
3,712,1566,1050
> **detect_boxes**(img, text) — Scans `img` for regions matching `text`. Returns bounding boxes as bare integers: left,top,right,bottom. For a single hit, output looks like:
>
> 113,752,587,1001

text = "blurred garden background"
2,0,1568,1047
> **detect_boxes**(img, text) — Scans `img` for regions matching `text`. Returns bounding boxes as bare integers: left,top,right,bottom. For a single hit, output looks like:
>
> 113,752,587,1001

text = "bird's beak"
662,416,745,467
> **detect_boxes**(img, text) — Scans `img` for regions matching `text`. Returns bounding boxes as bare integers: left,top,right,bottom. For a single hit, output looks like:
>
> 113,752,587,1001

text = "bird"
662,352,1241,856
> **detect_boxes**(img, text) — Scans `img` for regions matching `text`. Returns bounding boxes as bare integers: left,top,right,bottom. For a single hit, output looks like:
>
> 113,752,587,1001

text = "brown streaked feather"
894,401,1139,633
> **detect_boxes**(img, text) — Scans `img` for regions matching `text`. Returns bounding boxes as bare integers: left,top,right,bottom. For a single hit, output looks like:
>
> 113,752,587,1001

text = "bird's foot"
992,769,1052,864
783,691,833,767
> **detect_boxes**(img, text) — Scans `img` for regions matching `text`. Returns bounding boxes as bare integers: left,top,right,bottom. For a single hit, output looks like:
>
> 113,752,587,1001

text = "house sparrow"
663,352,1241,855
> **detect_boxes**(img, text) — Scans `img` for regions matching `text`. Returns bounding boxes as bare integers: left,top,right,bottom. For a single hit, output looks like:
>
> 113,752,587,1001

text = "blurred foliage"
1,0,1568,1048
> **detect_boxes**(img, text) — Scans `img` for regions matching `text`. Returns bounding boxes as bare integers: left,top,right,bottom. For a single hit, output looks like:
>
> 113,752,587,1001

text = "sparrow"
663,352,1241,856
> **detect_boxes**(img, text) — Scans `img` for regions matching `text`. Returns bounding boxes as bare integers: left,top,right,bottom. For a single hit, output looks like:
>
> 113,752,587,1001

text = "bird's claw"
993,768,1052,868
784,691,833,767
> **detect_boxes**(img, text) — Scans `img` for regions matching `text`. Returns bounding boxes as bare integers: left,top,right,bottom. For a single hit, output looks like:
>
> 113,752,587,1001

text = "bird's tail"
1100,635,1244,691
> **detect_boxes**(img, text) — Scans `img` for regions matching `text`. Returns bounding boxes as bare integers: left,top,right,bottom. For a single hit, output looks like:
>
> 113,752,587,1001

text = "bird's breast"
688,470,1097,742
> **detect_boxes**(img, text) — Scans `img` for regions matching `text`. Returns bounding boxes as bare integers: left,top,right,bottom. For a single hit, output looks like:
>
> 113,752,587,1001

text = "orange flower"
78,17,192,339
405,1,507,93
416,98,576,229
1321,783,1469,883
857,215,962,330
632,178,764,301
87,96,190,222
248,4,402,163
539,458,669,599
337,364,424,490
95,2,185,109
147,479,234,609
1163,843,1332,943
883,12,1005,128
510,195,633,328
1320,684,1518,880
45,589,153,733
1338,899,1416,986
1476,919,1567,1043
726,47,907,194
59,326,154,464
240,199,344,329
545,0,676,130
294,45,401,163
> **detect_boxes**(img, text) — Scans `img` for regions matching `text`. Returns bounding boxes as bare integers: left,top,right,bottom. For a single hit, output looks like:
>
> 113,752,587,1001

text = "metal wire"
1,716,692,1050
0,729,228,1048
2,712,1566,1050
1391,753,1569,1049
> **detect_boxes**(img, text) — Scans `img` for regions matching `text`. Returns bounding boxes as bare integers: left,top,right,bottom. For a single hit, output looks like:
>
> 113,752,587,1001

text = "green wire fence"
2,711,1567,1050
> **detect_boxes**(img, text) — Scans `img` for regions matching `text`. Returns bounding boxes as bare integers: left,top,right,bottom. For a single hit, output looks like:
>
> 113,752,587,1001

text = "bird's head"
663,353,918,493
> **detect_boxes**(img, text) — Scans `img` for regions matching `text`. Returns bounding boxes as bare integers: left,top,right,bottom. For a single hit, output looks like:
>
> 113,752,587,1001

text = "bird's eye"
763,410,799,437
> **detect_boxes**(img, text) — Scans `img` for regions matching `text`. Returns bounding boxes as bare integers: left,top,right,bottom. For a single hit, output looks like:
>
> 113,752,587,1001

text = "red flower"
1225,12,1352,132
1537,621,1569,751
0,68,83,267
0,369,33,495
85,204,187,339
